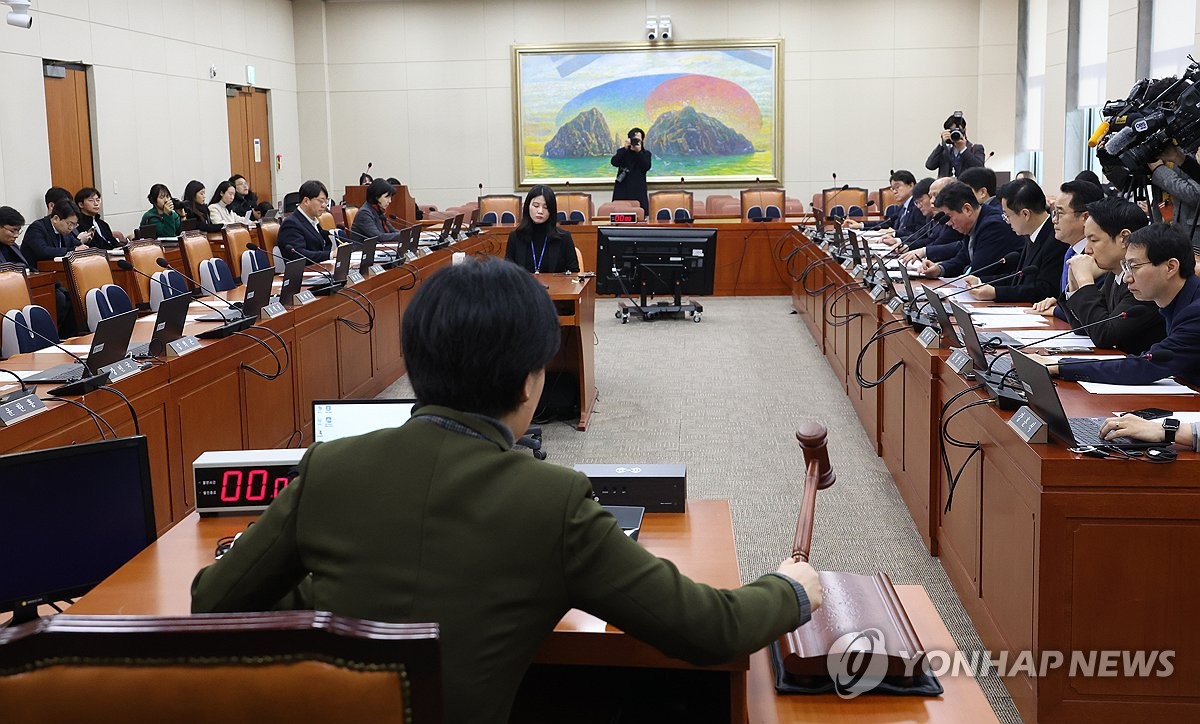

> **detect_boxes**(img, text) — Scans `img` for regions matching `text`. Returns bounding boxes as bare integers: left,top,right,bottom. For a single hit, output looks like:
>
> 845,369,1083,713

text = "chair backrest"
84,284,134,333
575,246,585,273
345,206,359,231
283,192,301,214
148,270,188,312
821,186,869,219
0,264,32,314
63,248,116,327
556,193,593,224
125,241,166,306
222,224,254,279
648,191,694,222
705,194,737,215
786,197,805,215
179,232,214,289
240,249,271,285
199,258,237,292
478,195,522,226
740,188,786,221
0,611,443,724
318,212,337,232
272,246,286,274
878,187,897,214
258,220,280,256
1,304,58,358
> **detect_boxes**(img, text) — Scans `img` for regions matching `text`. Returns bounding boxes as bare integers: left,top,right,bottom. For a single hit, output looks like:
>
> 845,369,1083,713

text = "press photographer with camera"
1149,144,1200,244
925,111,986,178
611,127,652,216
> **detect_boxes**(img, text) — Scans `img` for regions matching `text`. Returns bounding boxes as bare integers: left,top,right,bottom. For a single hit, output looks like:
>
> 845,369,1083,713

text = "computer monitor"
312,398,417,443
0,436,156,625
595,225,717,298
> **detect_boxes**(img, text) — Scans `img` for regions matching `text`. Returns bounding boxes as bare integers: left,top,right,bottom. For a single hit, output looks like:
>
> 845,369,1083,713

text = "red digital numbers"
218,469,290,504
273,476,289,497
220,470,243,502
246,469,268,501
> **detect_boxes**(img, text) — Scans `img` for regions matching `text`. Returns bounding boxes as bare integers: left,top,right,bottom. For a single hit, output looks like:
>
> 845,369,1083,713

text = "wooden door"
226,86,273,205
44,64,94,193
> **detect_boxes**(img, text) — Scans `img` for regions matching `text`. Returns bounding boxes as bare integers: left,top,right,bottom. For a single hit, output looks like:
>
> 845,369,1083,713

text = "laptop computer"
448,213,465,239
357,237,378,275
128,293,191,358
1008,349,1160,449
274,257,307,306
303,243,353,294
419,218,455,247
948,299,1017,380
24,309,139,384
312,398,418,443
923,285,962,346
196,266,274,322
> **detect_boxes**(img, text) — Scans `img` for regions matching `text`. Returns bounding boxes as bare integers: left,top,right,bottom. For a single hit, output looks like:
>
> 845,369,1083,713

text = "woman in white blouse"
209,181,252,226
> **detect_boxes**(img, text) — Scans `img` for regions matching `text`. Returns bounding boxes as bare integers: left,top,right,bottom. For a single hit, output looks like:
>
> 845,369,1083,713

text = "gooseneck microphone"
925,251,1022,293
0,310,111,396
940,265,1036,302
983,311,1129,376
152,258,252,338
890,212,949,254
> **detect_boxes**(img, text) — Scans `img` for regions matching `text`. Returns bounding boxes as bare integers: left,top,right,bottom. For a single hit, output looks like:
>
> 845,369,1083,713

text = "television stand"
615,286,704,323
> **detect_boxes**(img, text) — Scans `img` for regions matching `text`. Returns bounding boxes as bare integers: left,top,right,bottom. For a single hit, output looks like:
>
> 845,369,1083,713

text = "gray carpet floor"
381,295,1022,722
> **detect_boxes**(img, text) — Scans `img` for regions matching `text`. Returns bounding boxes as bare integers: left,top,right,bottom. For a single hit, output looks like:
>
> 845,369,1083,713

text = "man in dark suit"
964,178,1065,302
611,127,652,216
846,170,926,240
0,206,31,269
918,181,1023,281
1058,197,1165,353
277,179,332,263
20,198,85,262
192,257,823,724
925,112,986,178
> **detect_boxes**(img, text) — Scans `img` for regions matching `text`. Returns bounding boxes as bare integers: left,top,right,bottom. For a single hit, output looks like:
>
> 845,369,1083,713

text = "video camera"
1094,56,1200,190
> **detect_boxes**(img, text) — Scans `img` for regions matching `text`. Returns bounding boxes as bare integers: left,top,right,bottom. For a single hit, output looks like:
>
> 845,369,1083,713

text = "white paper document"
972,315,1049,328
1078,380,1198,395
32,344,90,355
964,306,1040,315
1004,330,1094,345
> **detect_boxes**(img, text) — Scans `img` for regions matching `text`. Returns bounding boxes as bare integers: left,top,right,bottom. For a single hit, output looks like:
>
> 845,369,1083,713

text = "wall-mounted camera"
645,17,658,41
659,16,672,40
6,0,33,28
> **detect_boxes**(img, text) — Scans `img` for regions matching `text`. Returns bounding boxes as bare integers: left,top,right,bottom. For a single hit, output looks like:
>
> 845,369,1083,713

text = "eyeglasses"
1050,209,1080,221
1119,258,1155,275
1,225,21,234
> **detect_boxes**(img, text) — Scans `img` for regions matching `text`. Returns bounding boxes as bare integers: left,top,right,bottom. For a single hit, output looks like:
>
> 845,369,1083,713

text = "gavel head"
795,422,836,490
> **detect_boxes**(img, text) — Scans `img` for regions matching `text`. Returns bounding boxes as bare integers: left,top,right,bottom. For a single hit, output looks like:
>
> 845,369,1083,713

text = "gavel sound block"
778,422,928,679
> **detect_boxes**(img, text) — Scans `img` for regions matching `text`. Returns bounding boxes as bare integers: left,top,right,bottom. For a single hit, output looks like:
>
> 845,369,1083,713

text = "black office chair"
517,425,545,460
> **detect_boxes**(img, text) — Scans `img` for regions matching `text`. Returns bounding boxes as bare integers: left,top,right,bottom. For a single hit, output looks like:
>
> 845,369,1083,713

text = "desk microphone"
983,311,1128,376
924,251,1021,294
0,367,33,404
940,265,1036,302
0,310,112,396
151,258,252,337
889,212,948,254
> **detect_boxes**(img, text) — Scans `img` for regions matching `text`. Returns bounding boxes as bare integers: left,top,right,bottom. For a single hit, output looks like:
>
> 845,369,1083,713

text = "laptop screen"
312,398,417,443
1008,350,1077,445
948,300,991,370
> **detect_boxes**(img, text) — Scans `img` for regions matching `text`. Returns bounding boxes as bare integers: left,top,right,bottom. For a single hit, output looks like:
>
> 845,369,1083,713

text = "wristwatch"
1162,417,1180,444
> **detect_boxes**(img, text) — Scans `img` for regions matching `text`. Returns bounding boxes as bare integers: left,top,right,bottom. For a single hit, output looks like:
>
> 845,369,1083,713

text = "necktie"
1060,246,1076,291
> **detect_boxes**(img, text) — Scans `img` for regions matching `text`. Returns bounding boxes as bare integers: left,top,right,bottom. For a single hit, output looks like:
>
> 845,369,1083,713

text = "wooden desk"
790,232,1200,722
539,273,597,430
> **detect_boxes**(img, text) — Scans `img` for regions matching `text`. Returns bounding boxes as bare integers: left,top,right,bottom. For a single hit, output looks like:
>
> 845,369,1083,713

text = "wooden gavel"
791,421,836,563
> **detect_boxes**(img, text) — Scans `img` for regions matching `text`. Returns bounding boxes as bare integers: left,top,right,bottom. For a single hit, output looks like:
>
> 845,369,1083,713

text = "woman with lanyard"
505,185,579,274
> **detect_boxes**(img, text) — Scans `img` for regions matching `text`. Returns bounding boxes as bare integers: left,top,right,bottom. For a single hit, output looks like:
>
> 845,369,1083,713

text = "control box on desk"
572,464,686,513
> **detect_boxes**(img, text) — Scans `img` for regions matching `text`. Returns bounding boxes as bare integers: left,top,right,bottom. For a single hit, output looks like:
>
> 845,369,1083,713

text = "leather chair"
556,193,593,224
705,194,737,215
0,263,31,318
318,212,337,232
878,187,899,218
713,198,742,216
0,264,57,358
222,224,254,280
740,188,786,221
821,186,869,219
63,248,125,332
199,258,237,292
0,611,444,724
648,191,694,222
180,232,214,289
786,197,805,215
344,206,359,232
258,220,280,257
148,269,188,312
595,201,643,219
125,240,166,307
478,195,522,226
84,284,134,332
240,248,271,284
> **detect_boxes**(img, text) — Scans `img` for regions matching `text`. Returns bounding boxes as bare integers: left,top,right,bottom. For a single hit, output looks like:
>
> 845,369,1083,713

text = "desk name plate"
346,270,365,285
851,264,867,279
0,392,48,427
917,327,942,348
1009,405,1049,443
841,258,855,271
870,284,889,301
261,302,288,319
167,335,201,356
101,358,142,383
369,264,386,276
293,290,316,305
886,296,906,313
946,348,974,374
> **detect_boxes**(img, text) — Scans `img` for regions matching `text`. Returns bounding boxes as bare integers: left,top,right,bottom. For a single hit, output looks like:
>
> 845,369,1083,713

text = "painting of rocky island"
515,41,780,186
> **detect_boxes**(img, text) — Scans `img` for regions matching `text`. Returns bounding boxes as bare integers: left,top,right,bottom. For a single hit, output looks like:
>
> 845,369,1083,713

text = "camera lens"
950,129,963,141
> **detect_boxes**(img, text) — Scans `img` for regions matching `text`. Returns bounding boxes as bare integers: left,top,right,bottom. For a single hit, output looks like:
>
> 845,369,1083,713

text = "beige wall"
0,0,299,232
294,0,1016,211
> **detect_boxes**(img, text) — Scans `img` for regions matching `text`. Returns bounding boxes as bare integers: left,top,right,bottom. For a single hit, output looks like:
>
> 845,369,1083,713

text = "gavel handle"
791,457,823,562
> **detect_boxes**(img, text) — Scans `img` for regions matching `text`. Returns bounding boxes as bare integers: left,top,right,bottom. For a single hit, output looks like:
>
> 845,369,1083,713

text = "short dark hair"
912,177,934,199
298,180,329,202
50,198,80,221
997,178,1047,214
147,183,172,205
958,167,997,198
1074,169,1102,187
1085,197,1149,239
45,187,71,208
943,112,967,130
402,257,561,418
74,187,100,205
890,169,916,186
229,174,246,185
214,180,234,201
0,206,25,227
933,181,979,211
1126,223,1195,277
628,127,645,139
1058,180,1104,212
365,178,395,206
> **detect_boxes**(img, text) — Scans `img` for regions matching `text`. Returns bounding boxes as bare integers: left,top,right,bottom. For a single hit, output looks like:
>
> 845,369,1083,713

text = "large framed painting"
513,40,782,188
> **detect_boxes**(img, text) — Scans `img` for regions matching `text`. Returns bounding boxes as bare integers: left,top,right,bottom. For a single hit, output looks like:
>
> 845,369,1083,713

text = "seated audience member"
964,178,1065,302
504,185,579,274
958,166,998,208
846,170,924,239
74,187,122,250
917,181,1023,280
0,206,30,268
925,112,986,178
277,180,332,263
141,184,182,238
350,178,404,245
181,180,223,233
21,198,84,262
1149,144,1200,244
1040,223,1200,385
44,186,71,215
901,177,964,256
1031,180,1106,315
229,174,261,220
191,256,822,724
208,181,251,226
1058,197,1164,353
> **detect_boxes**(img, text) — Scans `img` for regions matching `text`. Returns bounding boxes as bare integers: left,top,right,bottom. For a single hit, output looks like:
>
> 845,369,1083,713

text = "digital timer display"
193,449,306,515
609,212,638,224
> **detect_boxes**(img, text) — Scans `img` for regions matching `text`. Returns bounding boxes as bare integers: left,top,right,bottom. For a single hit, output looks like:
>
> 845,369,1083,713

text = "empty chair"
221,225,255,281
556,192,593,224
648,191,694,222
272,246,286,274
282,191,301,213
84,284,134,333
124,241,167,307
821,186,869,219
478,194,522,226
63,248,128,333
705,194,737,215
179,232,215,289
596,201,643,218
318,211,337,232
199,257,237,292
344,206,359,232
740,188,786,221
1,304,59,358
239,248,271,284
786,197,805,215
148,268,188,312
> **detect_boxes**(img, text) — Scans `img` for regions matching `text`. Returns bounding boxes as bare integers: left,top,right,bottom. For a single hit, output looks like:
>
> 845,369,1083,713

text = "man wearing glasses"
1039,223,1200,385
278,180,333,263
0,206,29,269
844,170,926,240
1031,180,1105,317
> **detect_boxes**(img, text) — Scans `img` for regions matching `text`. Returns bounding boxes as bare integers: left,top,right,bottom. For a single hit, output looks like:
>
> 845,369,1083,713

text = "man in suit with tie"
1031,179,1105,316
845,170,926,240
925,112,986,178
963,178,1065,302
0,206,30,269
278,180,333,263
1058,197,1165,353
917,181,1023,281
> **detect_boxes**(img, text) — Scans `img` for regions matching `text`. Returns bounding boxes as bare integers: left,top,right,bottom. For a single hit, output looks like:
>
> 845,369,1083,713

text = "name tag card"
369,264,385,276
841,258,855,271
419,247,433,257
293,290,316,305
870,284,889,301
261,302,288,319
819,240,832,252
1008,406,1049,443
851,264,866,279
167,335,202,357
917,327,942,348
0,393,47,427
946,348,974,374
886,297,906,313
101,358,142,383
346,270,365,285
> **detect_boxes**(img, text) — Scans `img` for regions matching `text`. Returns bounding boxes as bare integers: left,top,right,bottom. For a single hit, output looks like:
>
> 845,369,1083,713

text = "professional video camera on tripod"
1092,56,1200,215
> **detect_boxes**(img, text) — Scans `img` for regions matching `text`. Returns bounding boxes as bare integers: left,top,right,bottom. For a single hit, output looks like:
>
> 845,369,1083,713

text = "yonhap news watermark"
827,628,1176,699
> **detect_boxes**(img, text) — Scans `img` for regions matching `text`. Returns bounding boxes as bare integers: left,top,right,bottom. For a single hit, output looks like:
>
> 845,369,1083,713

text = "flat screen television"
595,225,717,299
0,436,157,625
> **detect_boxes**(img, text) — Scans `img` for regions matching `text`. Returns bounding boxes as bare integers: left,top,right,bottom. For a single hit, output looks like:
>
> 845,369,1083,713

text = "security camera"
6,0,32,28
659,16,672,40
645,17,658,41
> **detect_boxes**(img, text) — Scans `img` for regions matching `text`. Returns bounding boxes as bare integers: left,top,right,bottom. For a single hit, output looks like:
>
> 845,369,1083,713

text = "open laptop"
357,236,379,275
1009,349,1160,449
448,213,465,239
923,285,963,345
128,292,191,358
948,299,1019,379
23,310,139,384
312,398,418,443
303,243,354,294
274,257,307,306
196,266,275,322
419,218,455,247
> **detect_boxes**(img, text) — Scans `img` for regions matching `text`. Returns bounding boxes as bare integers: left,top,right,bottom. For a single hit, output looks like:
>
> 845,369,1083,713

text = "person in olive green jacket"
191,257,823,724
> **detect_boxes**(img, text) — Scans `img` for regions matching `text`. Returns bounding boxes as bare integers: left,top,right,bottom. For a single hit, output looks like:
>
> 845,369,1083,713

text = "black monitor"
0,436,157,625
595,225,717,299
